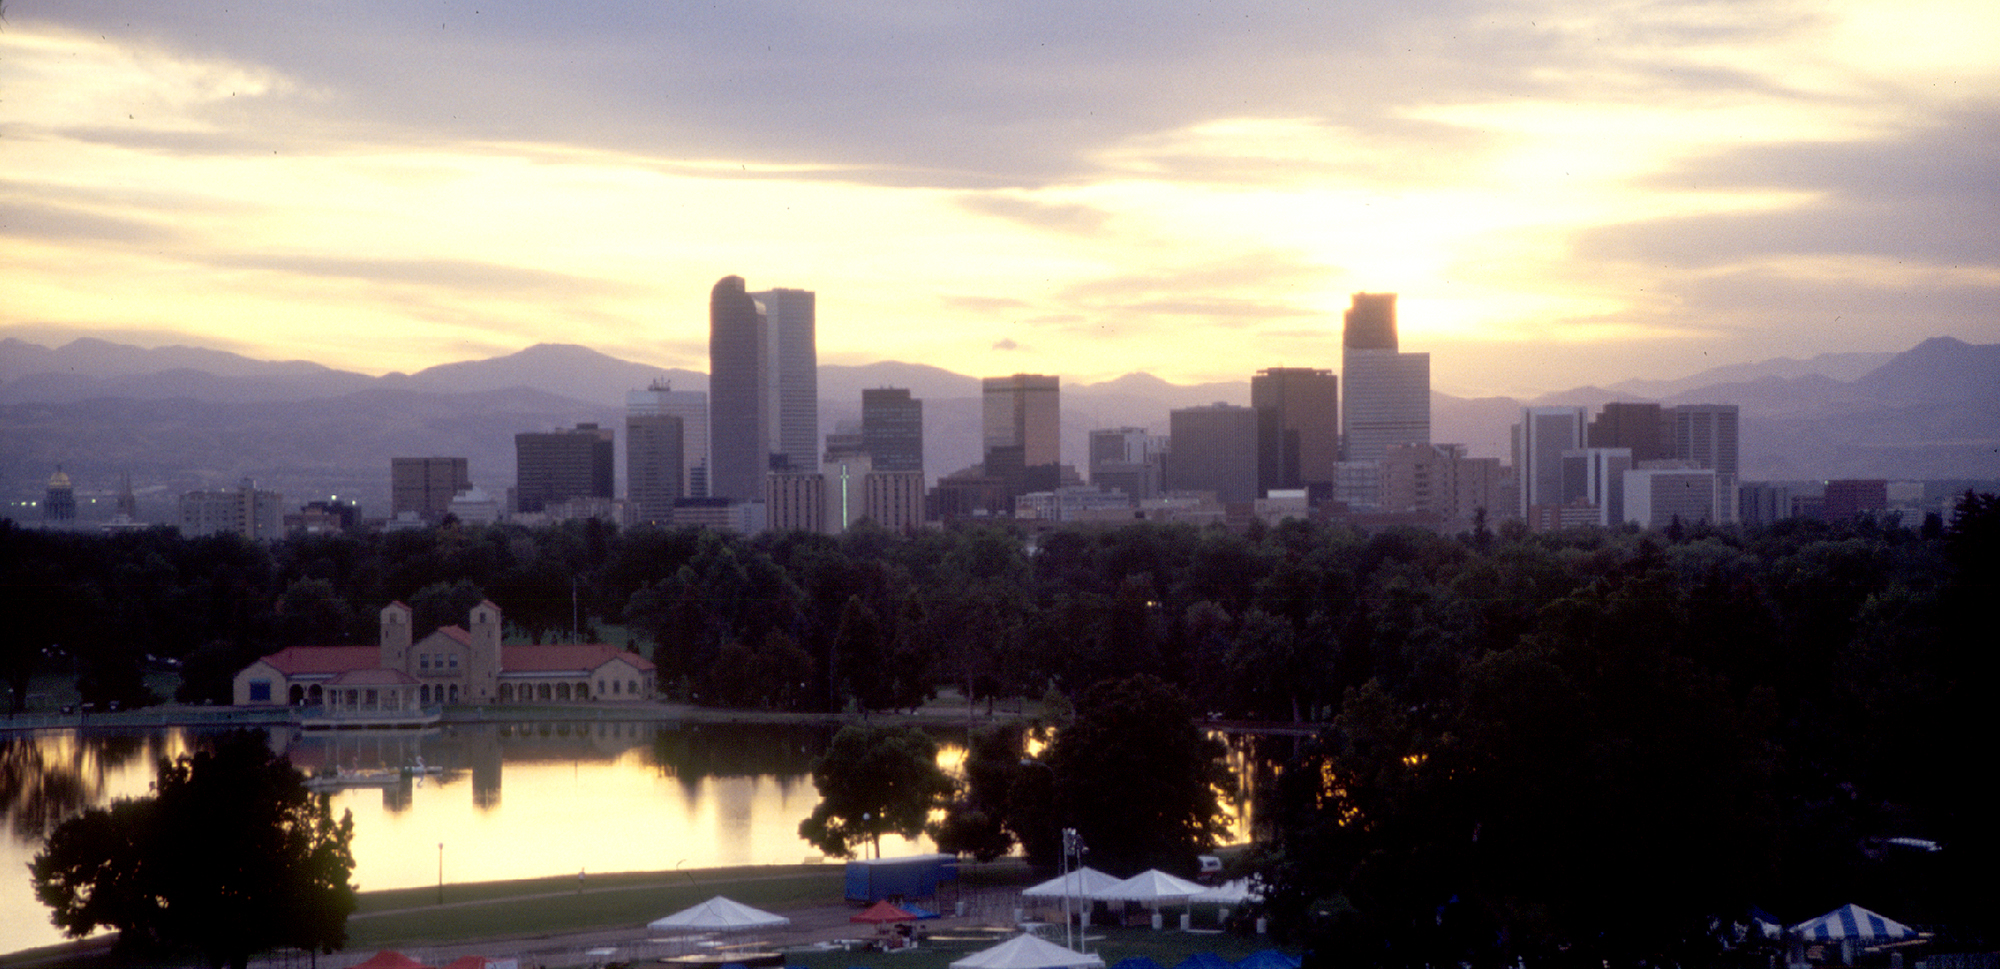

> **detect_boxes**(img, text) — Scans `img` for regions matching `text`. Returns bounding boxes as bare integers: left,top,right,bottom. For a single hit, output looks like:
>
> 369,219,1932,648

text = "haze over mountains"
3,336,1996,518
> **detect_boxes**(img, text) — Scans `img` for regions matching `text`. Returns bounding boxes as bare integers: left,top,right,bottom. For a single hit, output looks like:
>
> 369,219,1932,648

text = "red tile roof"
257,646,380,676
500,644,655,675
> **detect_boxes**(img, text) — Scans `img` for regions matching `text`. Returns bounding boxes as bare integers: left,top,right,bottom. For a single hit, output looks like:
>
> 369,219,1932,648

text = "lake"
1,719,1272,956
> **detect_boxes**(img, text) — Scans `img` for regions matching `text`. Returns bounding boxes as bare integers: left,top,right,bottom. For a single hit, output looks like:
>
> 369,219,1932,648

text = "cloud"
992,338,1019,351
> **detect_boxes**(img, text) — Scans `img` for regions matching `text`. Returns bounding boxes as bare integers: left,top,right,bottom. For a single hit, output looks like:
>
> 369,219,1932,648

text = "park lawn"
348,865,847,948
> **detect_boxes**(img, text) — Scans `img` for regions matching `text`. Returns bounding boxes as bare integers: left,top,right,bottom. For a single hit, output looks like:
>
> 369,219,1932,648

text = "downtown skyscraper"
708,276,818,502
1340,293,1431,463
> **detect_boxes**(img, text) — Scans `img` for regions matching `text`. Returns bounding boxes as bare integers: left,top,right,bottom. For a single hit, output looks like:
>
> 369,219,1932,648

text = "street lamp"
437,842,444,905
1021,758,1081,953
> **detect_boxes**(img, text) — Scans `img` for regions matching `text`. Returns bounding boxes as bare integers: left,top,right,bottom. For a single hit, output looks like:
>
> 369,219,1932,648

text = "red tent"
350,952,434,969
851,900,920,924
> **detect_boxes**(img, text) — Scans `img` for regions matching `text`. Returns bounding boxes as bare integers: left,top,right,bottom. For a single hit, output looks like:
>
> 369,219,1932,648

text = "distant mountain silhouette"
4,335,1994,516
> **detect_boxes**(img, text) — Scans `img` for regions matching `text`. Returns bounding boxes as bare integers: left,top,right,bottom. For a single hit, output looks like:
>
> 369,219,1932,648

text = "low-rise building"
232,601,655,710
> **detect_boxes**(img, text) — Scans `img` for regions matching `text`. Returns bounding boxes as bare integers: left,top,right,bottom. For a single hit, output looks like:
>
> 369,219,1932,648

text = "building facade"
232,601,655,708
983,374,1061,470
179,479,283,539
1515,406,1587,518
1165,404,1260,503
515,424,614,514
709,275,767,501
1089,427,1161,501
626,407,685,525
862,388,924,474
628,381,709,499
1624,467,1721,529
1378,442,1508,527
1340,294,1430,462
1252,367,1339,498
391,457,471,522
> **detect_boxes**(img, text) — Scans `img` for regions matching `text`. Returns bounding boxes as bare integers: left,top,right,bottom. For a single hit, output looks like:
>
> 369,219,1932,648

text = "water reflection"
1,721,1273,957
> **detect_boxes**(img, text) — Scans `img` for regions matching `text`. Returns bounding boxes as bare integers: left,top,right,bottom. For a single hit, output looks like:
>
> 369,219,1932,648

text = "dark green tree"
1049,674,1233,876
30,731,357,969
798,724,954,858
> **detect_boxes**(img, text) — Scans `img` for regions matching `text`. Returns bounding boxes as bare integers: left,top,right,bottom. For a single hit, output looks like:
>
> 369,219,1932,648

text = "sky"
3,0,1997,398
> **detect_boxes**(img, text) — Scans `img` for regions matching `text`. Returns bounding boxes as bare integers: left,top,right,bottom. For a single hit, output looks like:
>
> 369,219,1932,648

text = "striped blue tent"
1790,904,1917,942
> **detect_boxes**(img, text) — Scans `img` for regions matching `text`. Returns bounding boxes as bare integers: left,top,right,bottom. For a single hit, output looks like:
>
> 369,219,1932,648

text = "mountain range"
3,336,1996,519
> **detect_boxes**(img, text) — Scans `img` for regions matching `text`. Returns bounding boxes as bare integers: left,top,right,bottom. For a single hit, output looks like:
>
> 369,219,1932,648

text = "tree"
1049,674,1233,876
798,724,954,858
30,731,357,969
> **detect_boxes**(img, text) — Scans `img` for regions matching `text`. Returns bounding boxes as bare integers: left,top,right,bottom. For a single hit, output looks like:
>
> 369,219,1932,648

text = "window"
448,653,460,670
448,684,459,702
364,689,378,707
248,680,271,703
420,654,431,671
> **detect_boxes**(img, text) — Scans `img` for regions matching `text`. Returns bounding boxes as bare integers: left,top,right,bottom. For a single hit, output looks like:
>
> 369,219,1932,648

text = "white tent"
950,933,1106,969
1092,870,1208,903
1022,867,1122,899
1191,879,1258,905
646,895,792,932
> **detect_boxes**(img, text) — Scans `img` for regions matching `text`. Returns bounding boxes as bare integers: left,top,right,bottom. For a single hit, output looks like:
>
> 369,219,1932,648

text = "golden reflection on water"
1,722,1268,956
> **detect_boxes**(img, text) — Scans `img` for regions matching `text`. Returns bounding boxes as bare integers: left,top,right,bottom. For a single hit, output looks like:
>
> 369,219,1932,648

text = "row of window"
261,677,647,707
416,652,461,672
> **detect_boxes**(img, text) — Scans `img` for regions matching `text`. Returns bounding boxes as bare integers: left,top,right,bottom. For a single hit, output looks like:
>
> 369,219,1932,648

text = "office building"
757,287,819,475
766,472,827,533
1090,427,1161,501
1671,404,1740,523
1823,479,1889,520
983,375,1060,469
862,388,924,474
628,381,709,498
708,277,819,499
392,457,471,523
1515,406,1587,517
1340,294,1430,462
1252,367,1339,498
626,410,684,525
1589,403,1673,461
515,424,614,514
1624,467,1720,529
179,479,283,539
1561,447,1634,526
1165,404,1260,503
1378,443,1508,526
863,471,927,533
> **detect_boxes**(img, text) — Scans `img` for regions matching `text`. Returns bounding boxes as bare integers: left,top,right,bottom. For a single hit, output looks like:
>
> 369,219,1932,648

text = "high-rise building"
1671,404,1739,522
391,457,471,522
1589,403,1673,462
862,388,924,474
625,409,684,525
754,287,819,475
707,276,818,499
1340,294,1430,462
1252,367,1339,498
1515,406,1587,517
1823,479,1889,520
1561,447,1634,526
1165,404,1260,503
709,276,766,501
1089,427,1160,501
983,375,1060,469
628,381,709,498
515,424,614,514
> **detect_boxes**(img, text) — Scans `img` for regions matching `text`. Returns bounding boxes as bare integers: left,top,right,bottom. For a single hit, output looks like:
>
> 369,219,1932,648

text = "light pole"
437,842,444,905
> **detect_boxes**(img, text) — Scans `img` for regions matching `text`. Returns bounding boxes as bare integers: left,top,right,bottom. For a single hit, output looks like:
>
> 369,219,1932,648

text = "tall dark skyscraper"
709,276,765,501
625,408,684,525
862,388,923,473
515,424,614,513
708,276,819,501
391,456,471,522
1588,402,1673,461
1251,367,1339,498
1166,404,1260,503
1340,293,1430,462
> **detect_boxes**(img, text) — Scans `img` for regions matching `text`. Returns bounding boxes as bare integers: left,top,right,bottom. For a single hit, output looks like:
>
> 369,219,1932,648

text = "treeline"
2,497,1993,960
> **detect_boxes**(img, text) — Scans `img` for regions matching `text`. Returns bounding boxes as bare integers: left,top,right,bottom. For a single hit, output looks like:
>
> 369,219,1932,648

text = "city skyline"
3,3,1995,399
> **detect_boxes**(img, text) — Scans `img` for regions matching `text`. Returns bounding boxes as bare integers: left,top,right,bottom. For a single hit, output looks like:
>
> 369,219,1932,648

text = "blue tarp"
1111,958,1165,969
1235,951,1302,969
1175,953,1236,969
